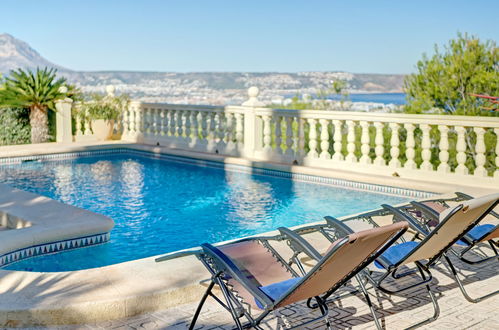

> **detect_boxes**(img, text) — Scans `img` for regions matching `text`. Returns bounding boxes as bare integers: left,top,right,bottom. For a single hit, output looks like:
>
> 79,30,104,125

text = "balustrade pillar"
285,117,294,157
297,118,305,158
235,113,244,146
359,121,371,164
190,111,199,145
307,119,318,158
345,121,357,162
262,115,272,153
332,120,344,161
404,124,416,169
373,122,385,166
207,112,216,151
388,123,401,167
169,110,176,137
473,127,487,177
437,125,450,173
420,124,432,171
455,126,468,175
274,115,283,154
319,119,331,159
225,113,235,151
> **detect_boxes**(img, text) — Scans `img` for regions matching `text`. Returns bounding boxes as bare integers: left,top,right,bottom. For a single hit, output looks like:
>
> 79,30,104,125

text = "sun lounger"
189,222,407,330
281,193,499,328
381,192,499,303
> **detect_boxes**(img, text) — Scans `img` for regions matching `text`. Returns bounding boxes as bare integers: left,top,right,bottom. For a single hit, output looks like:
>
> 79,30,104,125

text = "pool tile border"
0,232,110,268
0,148,436,199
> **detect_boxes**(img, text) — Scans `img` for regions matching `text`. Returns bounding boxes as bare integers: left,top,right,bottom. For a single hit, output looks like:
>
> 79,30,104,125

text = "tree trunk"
29,106,49,143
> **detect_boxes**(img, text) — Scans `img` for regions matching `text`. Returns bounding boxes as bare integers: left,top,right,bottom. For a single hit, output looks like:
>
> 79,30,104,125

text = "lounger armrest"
278,227,322,262
411,201,440,219
324,216,355,237
382,204,431,235
200,243,275,309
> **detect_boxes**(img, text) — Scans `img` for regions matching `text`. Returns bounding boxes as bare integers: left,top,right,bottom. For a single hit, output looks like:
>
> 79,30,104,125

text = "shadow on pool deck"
85,250,498,330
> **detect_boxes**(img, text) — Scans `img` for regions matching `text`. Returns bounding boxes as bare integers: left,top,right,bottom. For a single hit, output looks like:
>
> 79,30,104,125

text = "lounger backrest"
403,193,499,264
274,222,408,308
219,240,292,309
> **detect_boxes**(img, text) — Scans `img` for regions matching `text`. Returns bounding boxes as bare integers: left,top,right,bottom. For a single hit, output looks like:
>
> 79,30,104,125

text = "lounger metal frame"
382,192,499,303
186,225,406,330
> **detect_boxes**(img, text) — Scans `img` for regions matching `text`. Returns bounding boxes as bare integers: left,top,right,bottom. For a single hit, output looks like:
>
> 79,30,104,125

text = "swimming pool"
0,150,420,272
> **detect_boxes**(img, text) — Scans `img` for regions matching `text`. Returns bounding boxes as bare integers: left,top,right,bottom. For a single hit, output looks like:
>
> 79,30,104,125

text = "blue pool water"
0,152,410,272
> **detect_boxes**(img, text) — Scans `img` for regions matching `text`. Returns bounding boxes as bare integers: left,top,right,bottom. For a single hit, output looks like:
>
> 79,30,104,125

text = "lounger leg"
315,296,332,330
189,280,216,330
356,275,383,330
406,263,440,329
443,254,499,303
216,277,245,330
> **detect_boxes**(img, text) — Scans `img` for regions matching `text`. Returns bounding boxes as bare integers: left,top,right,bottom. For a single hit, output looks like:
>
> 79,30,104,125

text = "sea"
328,93,406,105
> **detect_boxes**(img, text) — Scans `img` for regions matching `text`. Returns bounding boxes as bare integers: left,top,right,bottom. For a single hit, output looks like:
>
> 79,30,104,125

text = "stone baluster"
455,126,468,175
121,105,129,138
169,110,176,137
207,112,217,151
473,127,487,177
297,118,305,158
437,125,450,172
292,117,299,157
274,115,283,154
319,119,331,159
144,108,151,135
345,120,357,162
225,112,235,151
177,111,185,138
388,123,401,167
307,119,318,158
235,113,244,146
75,111,83,137
359,121,371,164
200,112,208,145
190,111,199,145
161,109,168,136
373,122,385,166
404,124,416,169
127,105,135,136
262,115,272,153
134,103,143,140
153,109,160,135
216,113,226,150
332,120,344,161
495,128,499,178
420,124,432,171
285,116,294,157
184,110,192,142
83,108,92,136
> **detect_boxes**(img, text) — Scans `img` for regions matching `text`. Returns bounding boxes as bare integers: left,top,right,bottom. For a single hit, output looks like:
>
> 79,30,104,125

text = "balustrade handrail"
232,106,499,128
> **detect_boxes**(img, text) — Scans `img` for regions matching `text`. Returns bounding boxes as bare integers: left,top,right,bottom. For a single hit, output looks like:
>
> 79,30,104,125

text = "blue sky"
2,0,498,74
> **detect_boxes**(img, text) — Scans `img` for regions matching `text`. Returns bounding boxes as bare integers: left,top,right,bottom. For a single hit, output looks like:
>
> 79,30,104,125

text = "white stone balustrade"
65,86,499,186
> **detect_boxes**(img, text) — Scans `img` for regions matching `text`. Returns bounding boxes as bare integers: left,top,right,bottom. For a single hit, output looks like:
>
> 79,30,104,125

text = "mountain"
0,33,69,74
0,34,405,104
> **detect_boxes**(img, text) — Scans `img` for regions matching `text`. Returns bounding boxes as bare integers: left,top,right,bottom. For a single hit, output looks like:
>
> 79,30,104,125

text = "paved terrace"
20,236,499,330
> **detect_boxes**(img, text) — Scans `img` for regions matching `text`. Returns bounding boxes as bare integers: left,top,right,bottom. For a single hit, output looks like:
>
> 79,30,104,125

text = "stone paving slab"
13,252,498,330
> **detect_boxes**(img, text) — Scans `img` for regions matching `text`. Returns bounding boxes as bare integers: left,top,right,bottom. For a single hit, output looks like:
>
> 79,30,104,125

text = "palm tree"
0,67,66,143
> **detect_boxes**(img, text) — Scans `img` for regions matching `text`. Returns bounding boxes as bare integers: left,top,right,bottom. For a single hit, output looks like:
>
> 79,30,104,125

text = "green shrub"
0,108,31,145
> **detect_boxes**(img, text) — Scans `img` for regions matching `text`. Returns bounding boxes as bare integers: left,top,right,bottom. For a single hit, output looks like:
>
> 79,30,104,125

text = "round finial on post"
242,86,265,107
58,86,68,94
106,85,115,97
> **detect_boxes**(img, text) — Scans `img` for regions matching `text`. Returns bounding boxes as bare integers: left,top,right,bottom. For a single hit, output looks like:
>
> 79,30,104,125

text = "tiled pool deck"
21,251,499,330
